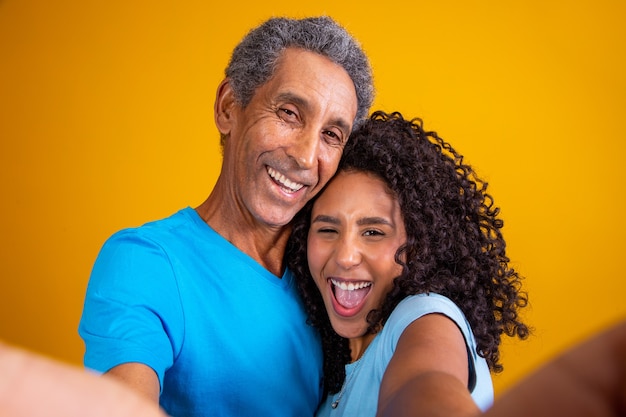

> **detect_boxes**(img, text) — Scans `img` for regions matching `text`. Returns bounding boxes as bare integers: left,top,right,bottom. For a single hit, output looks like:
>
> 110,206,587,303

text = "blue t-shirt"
79,207,323,417
316,293,493,417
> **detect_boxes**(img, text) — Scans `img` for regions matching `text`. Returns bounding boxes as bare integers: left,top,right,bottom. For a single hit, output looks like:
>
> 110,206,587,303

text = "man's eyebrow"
276,92,352,134
332,118,352,136
276,92,309,110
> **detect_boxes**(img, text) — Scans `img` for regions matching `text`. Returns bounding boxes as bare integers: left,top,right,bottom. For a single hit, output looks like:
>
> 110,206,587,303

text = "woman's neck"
349,332,377,362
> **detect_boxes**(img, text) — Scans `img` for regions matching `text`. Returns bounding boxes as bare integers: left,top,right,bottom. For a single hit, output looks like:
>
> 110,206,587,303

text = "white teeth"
267,167,304,192
330,279,372,291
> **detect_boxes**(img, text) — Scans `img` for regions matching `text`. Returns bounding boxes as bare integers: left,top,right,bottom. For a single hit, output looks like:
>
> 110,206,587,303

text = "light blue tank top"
316,293,493,417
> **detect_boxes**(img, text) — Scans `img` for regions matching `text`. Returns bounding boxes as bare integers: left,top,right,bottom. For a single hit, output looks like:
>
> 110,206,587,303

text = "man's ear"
214,79,238,135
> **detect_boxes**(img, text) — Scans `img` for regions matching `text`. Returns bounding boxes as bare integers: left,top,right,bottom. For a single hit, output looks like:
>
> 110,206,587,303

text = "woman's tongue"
334,284,369,309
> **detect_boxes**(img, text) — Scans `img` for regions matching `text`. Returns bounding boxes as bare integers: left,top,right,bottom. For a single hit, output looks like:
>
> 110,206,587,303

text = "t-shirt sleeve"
78,230,184,389
382,293,482,391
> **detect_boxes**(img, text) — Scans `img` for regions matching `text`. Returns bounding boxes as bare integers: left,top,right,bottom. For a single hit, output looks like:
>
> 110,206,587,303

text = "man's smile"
267,166,305,193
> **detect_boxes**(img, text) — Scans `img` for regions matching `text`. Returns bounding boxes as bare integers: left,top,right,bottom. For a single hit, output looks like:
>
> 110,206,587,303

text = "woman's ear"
214,79,237,135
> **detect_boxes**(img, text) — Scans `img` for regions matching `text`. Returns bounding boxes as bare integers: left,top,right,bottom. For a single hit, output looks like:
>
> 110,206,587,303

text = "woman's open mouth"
329,278,372,316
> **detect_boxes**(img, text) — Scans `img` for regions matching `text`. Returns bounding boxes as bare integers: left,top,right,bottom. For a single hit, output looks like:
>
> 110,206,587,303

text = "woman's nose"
334,237,362,270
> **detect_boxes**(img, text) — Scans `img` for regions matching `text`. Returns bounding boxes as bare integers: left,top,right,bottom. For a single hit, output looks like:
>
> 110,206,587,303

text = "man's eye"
363,229,384,237
279,108,298,120
323,130,344,144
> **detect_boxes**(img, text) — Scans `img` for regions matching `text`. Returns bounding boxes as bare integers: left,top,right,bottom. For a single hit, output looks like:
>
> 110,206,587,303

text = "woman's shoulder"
390,293,465,324
382,293,473,349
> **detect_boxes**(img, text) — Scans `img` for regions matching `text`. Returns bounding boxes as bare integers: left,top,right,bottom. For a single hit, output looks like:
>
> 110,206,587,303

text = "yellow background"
1,0,625,395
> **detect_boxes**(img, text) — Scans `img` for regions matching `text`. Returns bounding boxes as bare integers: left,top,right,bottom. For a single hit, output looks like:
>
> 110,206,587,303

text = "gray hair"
225,16,374,129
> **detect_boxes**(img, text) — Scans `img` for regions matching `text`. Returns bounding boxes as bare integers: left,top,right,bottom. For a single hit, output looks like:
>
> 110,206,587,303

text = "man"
78,16,374,417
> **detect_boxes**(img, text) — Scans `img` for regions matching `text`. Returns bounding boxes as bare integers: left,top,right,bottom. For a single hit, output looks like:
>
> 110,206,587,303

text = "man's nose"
288,128,319,169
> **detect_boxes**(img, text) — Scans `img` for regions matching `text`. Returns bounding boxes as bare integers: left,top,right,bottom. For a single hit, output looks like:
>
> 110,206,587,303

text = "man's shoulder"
111,207,196,239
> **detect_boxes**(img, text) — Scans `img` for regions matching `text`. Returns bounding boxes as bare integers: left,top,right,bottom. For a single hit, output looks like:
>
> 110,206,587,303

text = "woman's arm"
376,313,480,417
485,319,626,417
0,342,167,417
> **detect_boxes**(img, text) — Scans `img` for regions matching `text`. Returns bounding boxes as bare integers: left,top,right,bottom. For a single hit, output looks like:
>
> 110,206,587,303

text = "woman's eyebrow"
357,217,392,226
311,215,392,226
311,214,339,225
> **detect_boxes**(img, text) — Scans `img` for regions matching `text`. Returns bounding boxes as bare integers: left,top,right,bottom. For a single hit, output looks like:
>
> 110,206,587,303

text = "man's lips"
267,166,305,194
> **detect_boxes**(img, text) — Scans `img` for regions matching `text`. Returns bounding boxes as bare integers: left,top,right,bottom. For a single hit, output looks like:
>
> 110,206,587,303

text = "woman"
286,111,530,416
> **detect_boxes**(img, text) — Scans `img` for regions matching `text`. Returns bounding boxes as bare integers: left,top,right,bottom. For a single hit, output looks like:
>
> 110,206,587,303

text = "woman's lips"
329,278,372,316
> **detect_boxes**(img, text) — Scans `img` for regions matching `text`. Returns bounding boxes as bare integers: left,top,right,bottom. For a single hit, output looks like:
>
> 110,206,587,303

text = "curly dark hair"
286,111,529,395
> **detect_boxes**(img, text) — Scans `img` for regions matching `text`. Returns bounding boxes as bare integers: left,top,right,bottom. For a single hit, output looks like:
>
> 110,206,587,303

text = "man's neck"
195,196,291,277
